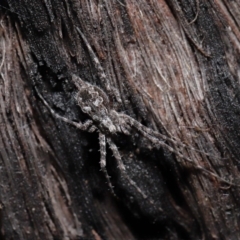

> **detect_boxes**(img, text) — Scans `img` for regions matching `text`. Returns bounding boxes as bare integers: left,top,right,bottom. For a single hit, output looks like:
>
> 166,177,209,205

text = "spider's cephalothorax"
72,74,118,134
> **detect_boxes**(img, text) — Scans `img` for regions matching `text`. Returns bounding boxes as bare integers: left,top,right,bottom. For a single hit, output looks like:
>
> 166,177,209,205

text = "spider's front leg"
75,27,122,104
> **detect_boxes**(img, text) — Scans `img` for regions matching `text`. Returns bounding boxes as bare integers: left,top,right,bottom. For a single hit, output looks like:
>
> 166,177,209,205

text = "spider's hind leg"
99,133,115,195
107,138,148,199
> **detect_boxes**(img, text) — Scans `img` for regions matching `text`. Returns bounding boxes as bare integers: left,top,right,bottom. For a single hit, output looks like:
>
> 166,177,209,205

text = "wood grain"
0,0,240,239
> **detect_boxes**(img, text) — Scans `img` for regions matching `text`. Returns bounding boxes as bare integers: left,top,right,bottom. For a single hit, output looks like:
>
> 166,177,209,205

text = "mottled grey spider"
35,27,234,197
35,72,233,198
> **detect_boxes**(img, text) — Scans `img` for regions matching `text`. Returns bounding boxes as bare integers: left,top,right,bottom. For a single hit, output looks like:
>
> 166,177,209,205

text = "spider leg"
75,27,122,103
76,27,110,91
121,115,237,186
120,126,131,135
99,133,115,195
107,137,148,199
111,110,131,135
88,125,97,133
35,86,93,131
125,116,196,163
118,113,201,164
120,113,218,159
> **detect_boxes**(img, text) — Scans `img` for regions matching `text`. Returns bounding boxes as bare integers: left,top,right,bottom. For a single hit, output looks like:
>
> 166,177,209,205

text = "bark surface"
0,0,240,239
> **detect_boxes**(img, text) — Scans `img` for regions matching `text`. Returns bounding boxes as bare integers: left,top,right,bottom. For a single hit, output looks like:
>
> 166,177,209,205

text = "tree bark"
0,0,240,239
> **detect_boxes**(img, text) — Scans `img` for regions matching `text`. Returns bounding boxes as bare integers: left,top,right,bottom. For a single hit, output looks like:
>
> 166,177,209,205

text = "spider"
35,74,169,198
35,27,234,197
35,72,233,199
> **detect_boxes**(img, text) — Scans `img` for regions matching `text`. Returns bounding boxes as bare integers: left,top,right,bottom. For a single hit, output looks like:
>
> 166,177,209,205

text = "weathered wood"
0,0,240,239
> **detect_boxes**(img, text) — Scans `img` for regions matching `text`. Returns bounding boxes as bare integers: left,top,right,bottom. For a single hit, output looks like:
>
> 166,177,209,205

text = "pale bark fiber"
0,0,240,239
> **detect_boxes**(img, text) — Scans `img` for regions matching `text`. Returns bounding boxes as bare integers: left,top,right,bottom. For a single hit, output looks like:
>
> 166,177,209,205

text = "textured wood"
0,0,240,239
